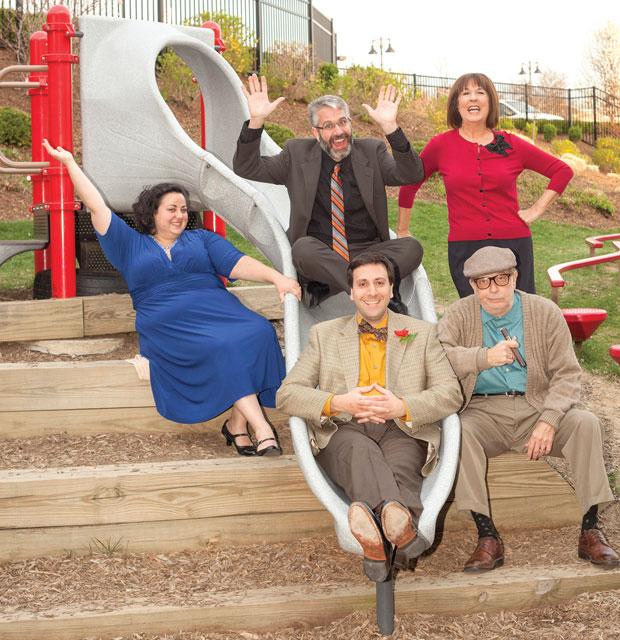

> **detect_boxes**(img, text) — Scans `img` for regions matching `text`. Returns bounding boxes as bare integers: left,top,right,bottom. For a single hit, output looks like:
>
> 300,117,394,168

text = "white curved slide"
78,15,459,556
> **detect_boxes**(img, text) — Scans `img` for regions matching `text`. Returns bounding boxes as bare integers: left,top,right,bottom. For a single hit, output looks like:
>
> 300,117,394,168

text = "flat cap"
463,246,517,279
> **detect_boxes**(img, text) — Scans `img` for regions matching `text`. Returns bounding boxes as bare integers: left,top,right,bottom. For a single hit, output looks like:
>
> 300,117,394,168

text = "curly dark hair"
131,183,190,235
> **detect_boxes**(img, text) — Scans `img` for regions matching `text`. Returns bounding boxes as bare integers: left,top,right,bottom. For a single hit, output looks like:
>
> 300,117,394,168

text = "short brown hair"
446,73,499,129
347,252,394,288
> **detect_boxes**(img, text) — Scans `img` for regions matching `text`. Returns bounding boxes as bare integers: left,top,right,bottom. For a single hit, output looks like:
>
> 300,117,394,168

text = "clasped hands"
242,74,402,134
331,384,407,424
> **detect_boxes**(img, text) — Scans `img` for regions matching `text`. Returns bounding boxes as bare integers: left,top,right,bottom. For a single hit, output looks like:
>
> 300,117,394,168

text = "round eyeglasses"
314,116,351,131
473,273,512,289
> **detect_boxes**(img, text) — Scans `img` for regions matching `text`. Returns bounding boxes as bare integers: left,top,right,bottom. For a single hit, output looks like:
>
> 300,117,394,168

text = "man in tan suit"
438,246,618,572
277,252,462,581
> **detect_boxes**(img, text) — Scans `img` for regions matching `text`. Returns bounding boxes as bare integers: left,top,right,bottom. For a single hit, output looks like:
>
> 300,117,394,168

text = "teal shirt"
474,292,527,394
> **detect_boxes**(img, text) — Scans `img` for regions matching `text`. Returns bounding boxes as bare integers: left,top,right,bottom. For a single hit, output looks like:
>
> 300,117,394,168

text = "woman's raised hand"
241,75,285,127
42,139,74,165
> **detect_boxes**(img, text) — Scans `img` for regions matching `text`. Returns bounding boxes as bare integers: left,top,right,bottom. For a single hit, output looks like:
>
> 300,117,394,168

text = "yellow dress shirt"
322,314,409,420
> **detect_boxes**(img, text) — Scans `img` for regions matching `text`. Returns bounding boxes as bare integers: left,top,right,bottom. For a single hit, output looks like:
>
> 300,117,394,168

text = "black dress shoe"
302,281,331,308
348,502,393,582
388,298,408,315
256,426,282,457
221,420,256,456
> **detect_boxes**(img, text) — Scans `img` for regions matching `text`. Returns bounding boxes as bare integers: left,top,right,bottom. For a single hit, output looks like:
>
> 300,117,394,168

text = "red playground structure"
0,6,226,299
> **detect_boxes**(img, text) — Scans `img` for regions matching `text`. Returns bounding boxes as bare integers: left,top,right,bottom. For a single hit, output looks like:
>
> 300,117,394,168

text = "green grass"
0,219,37,291
2,207,619,378
388,199,620,379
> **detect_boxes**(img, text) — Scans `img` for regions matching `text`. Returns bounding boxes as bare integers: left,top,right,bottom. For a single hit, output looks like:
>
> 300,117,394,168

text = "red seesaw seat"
562,308,608,343
610,345,620,365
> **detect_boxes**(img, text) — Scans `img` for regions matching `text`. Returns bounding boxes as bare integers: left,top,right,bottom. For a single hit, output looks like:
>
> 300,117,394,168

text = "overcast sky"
312,0,620,88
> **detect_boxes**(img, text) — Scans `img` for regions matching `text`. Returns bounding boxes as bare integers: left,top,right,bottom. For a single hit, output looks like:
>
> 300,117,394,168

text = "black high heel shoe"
221,420,256,456
256,426,282,457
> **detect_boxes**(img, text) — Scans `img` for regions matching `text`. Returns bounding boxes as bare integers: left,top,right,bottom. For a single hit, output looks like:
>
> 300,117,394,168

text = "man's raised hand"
241,74,285,129
362,85,401,135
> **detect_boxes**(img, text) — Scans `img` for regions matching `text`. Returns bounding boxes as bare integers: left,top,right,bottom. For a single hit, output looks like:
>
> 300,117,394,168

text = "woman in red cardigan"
398,73,573,297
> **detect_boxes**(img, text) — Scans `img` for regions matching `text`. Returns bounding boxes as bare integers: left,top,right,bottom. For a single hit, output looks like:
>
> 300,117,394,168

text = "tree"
587,21,620,97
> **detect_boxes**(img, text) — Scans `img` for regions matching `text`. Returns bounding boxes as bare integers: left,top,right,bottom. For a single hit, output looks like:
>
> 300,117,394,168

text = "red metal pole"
42,5,79,298
201,21,226,238
28,30,49,273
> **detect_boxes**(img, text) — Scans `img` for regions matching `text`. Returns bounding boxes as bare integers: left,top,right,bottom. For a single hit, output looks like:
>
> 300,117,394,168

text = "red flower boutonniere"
394,329,417,344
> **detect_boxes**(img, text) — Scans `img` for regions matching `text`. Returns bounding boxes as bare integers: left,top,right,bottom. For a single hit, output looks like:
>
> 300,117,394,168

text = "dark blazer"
233,132,424,245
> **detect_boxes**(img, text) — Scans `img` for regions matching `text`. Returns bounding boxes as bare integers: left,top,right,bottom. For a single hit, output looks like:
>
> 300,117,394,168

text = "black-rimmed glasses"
473,273,512,289
314,117,351,131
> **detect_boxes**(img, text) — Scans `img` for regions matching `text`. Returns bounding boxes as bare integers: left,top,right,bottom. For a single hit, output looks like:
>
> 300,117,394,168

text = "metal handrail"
0,148,49,171
0,64,48,88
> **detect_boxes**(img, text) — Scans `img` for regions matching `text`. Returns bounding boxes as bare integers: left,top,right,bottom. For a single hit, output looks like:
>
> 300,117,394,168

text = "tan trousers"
455,396,614,518
316,421,427,522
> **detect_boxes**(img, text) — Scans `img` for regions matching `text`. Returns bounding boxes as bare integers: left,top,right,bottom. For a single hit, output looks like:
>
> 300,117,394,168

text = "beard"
317,131,352,161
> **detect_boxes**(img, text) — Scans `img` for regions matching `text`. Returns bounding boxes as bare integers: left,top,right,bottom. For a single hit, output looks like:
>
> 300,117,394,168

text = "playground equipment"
610,344,620,365
0,9,460,634
547,234,619,345
561,308,608,344
548,238,620,304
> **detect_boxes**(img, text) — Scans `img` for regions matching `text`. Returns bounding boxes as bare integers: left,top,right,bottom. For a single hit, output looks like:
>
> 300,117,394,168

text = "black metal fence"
0,0,335,68
382,71,620,145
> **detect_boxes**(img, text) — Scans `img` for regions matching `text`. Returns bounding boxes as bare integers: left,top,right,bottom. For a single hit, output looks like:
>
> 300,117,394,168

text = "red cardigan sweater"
398,129,573,242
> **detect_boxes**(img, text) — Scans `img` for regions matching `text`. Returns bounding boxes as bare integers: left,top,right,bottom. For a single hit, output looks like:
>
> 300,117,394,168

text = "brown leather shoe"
463,536,504,572
348,502,392,582
381,500,417,549
578,529,620,568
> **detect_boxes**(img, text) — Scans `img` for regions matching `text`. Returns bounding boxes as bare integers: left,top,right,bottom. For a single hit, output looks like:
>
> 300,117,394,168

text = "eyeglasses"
473,273,512,289
314,117,351,131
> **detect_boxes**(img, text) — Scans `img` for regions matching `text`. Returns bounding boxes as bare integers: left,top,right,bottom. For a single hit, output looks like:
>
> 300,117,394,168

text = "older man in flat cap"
438,246,618,572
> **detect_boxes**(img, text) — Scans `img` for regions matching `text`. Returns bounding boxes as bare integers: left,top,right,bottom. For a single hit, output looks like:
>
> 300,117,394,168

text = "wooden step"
0,453,581,561
1,563,618,639
0,285,282,342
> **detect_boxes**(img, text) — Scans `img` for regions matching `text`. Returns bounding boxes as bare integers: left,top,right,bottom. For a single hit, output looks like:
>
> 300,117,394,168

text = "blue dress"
96,213,285,423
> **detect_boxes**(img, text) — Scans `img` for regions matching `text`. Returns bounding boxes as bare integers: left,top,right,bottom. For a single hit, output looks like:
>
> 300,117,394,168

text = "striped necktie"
330,163,349,261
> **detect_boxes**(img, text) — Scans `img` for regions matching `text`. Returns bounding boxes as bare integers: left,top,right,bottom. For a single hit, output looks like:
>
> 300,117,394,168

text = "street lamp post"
519,61,541,123
519,60,541,85
368,37,394,70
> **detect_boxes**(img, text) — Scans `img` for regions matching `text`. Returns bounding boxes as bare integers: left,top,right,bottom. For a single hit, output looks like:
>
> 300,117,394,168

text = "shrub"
338,65,413,118
156,49,198,105
264,122,295,147
563,187,614,217
0,107,30,146
425,95,448,134
512,118,527,131
261,42,315,102
411,140,428,154
592,147,620,173
597,137,620,154
542,123,557,142
524,122,537,140
592,138,620,173
551,139,587,159
499,118,514,130
195,11,257,75
568,125,582,142
317,62,339,93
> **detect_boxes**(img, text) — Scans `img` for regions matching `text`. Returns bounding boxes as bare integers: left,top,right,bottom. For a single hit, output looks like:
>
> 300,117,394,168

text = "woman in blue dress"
43,140,301,456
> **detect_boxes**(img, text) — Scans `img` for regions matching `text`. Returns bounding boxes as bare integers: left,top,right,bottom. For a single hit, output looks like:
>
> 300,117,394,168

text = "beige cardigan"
276,310,463,471
437,292,582,428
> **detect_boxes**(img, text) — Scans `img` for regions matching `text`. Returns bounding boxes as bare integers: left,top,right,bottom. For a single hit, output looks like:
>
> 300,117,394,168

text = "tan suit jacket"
276,310,463,472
